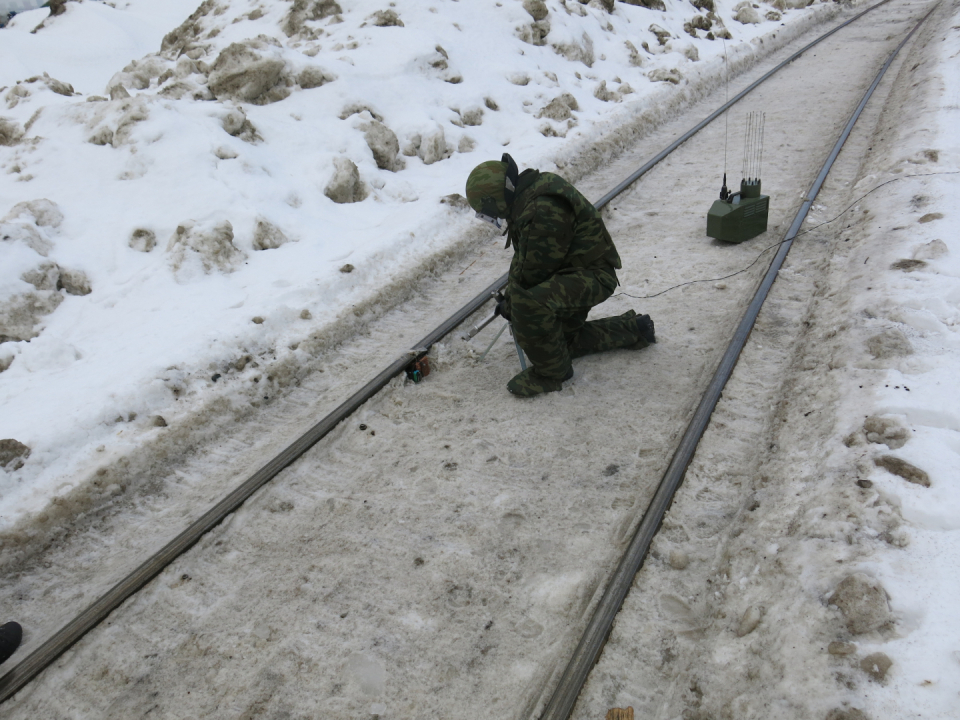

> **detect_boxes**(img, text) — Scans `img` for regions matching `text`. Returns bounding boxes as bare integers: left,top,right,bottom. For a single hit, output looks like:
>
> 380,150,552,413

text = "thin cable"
615,170,960,300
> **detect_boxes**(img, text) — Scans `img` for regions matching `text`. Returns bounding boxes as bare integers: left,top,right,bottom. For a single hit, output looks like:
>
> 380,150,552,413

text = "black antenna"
719,38,730,201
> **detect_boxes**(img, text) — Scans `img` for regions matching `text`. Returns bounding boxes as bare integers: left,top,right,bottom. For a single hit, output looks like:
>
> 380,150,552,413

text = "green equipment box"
707,180,769,244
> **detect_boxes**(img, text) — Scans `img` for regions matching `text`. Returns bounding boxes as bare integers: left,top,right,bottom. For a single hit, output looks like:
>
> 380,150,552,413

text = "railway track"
540,5,935,718
0,0,936,715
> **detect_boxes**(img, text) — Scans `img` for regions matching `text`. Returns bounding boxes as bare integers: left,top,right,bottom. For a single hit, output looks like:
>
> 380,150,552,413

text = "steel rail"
537,5,937,720
0,0,903,704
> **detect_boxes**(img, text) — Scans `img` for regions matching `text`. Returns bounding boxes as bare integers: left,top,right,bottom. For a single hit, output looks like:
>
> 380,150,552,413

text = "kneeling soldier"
465,154,656,397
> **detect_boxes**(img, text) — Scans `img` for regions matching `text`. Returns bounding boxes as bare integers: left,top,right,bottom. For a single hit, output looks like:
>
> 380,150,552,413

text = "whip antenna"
720,38,730,201
758,111,765,182
742,110,765,182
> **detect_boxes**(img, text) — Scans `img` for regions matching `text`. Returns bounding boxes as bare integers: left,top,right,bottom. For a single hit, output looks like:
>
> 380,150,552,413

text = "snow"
0,0,46,17
841,14,960,712
0,0,959,717
0,2,200,80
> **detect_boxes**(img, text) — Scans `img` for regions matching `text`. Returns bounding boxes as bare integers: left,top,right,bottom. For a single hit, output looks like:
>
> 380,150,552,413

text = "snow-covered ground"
1,0,841,530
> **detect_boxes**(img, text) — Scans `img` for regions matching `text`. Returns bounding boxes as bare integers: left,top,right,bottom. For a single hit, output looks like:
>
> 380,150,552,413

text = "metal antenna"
720,38,730,201
742,111,765,183
758,111,765,181
740,113,753,180
740,115,750,180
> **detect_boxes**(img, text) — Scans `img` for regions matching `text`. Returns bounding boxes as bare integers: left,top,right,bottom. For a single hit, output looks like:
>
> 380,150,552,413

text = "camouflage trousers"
507,268,642,381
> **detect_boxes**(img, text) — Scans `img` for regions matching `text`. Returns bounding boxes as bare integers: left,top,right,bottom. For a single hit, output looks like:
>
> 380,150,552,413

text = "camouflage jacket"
504,170,621,298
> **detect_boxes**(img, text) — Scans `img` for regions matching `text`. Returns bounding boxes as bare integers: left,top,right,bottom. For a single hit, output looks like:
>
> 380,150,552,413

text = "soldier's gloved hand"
494,293,511,322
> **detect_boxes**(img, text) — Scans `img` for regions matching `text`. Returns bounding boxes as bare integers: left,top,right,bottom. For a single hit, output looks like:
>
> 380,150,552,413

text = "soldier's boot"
507,367,574,398
0,621,22,665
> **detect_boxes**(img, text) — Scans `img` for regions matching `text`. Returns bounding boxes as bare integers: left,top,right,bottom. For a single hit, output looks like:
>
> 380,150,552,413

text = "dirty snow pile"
0,0,831,525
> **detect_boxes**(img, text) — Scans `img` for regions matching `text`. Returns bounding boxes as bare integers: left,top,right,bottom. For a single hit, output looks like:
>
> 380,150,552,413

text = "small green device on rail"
708,110,769,244
706,178,769,243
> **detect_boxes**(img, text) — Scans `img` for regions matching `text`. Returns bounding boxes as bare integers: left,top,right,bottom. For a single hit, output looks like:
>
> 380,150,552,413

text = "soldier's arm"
514,197,575,288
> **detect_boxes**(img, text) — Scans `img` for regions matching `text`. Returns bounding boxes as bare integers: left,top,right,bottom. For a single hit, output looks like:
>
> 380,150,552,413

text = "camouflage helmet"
465,160,509,219
465,154,519,219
